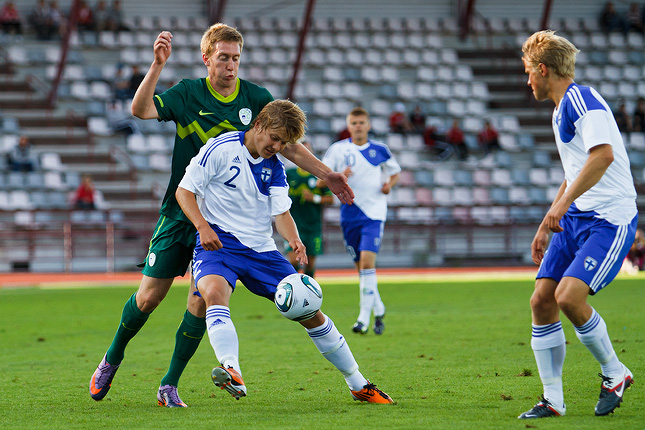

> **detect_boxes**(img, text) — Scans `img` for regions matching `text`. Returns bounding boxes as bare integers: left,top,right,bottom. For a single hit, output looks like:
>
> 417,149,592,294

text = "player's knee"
187,293,206,317
136,291,163,312
529,290,556,315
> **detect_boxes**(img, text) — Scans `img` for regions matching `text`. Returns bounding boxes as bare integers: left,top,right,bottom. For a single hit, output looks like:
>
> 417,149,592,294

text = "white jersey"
322,138,401,222
553,83,637,225
178,131,291,252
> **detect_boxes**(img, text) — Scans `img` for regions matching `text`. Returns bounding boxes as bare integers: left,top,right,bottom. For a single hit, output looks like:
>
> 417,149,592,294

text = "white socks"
531,321,566,409
205,305,240,374
357,269,384,325
306,314,367,391
574,308,622,378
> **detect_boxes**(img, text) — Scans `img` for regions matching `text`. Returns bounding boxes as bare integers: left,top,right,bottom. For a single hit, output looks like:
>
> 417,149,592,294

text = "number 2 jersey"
553,83,636,225
154,77,273,223
322,138,401,222
177,131,291,253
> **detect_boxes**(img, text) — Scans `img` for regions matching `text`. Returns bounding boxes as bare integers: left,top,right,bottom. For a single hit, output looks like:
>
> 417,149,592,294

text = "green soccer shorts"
139,215,197,278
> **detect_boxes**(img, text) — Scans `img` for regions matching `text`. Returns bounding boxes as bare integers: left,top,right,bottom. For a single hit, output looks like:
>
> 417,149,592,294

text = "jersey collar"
206,77,240,103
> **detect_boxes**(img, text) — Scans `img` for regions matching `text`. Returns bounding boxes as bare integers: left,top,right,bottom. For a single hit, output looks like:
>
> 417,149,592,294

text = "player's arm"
531,180,566,264
280,143,354,204
275,210,307,265
301,189,334,205
543,144,613,233
381,173,400,195
131,31,173,119
175,186,222,251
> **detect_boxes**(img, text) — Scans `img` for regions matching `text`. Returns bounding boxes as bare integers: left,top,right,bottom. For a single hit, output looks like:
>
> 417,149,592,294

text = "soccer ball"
274,274,323,321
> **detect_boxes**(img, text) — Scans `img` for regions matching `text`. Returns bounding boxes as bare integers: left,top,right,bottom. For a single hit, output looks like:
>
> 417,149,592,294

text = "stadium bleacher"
1,0,644,271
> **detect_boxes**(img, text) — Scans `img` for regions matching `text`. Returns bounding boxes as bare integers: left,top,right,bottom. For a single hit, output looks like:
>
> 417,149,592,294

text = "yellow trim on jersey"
154,94,164,107
206,77,240,102
176,120,237,143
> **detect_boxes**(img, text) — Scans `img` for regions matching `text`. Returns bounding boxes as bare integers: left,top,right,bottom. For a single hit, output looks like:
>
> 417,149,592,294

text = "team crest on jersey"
584,256,598,271
369,149,376,158
239,108,252,125
148,252,156,267
261,167,272,182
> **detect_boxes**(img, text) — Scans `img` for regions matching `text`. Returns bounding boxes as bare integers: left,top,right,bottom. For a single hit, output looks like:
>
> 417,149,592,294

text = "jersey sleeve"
178,138,220,198
382,152,402,176
268,160,291,215
578,110,614,152
153,79,189,122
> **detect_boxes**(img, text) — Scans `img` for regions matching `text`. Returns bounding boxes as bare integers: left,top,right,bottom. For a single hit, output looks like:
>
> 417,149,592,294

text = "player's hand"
543,202,567,233
153,31,173,65
324,171,354,204
301,189,314,202
531,229,549,265
292,239,308,265
342,166,353,178
198,226,222,251
381,182,392,194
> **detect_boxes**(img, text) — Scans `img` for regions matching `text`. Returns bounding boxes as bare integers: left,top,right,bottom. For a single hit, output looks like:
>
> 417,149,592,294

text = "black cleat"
518,396,565,419
595,364,633,416
373,315,385,335
352,321,368,334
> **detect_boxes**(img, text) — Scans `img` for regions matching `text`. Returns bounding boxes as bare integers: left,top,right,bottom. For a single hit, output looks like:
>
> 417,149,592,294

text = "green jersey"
286,167,332,234
153,77,273,222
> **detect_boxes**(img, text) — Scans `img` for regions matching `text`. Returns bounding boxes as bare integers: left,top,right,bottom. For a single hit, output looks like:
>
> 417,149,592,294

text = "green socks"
160,310,206,387
106,293,150,365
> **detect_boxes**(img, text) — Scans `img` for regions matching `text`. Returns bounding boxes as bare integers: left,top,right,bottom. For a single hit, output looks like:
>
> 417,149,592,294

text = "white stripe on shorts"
589,224,627,291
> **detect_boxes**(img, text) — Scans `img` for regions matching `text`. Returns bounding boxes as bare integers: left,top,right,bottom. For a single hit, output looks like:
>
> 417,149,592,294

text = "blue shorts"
192,226,296,301
341,219,384,262
537,209,637,294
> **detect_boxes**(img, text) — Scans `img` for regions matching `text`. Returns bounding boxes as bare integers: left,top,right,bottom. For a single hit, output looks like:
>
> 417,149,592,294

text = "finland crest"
239,108,252,126
261,167,272,182
369,149,376,158
584,256,598,271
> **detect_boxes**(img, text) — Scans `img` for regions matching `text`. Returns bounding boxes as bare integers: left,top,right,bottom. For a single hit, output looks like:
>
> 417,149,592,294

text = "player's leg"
519,277,567,418
556,217,636,415
301,310,392,403
90,275,173,401
158,275,206,407
356,220,385,334
519,228,573,419
197,266,246,399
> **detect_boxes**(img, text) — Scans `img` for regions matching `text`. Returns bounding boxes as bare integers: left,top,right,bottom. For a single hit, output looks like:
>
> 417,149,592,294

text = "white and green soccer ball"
274,274,323,321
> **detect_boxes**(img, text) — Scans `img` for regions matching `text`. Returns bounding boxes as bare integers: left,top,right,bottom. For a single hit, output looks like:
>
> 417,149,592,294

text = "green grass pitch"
1,273,643,429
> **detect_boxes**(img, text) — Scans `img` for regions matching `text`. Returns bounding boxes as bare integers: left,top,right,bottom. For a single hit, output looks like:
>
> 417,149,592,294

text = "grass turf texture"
1,274,643,429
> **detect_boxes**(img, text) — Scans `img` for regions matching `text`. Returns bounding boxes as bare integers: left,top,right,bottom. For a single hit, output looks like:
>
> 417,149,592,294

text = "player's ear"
202,53,209,65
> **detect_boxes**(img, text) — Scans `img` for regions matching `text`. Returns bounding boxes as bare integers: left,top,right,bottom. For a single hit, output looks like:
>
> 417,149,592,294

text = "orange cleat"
351,381,393,404
212,366,247,400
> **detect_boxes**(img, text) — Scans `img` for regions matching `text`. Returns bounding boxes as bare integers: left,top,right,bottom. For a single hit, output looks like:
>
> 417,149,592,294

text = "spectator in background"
93,0,110,32
599,1,625,33
106,0,127,32
73,174,96,210
625,2,643,32
8,135,36,172
76,0,94,35
112,65,131,101
477,120,501,155
128,65,145,98
47,1,65,38
423,118,453,161
409,105,426,134
0,1,22,37
633,97,645,132
388,102,412,134
614,102,632,134
446,118,469,160
336,126,351,141
30,0,54,40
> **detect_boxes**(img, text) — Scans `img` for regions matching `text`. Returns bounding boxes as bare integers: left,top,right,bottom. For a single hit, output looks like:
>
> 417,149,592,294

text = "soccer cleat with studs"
350,381,393,404
518,396,565,419
212,366,247,400
352,321,368,334
595,364,633,416
373,314,385,335
89,354,120,401
157,384,187,408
